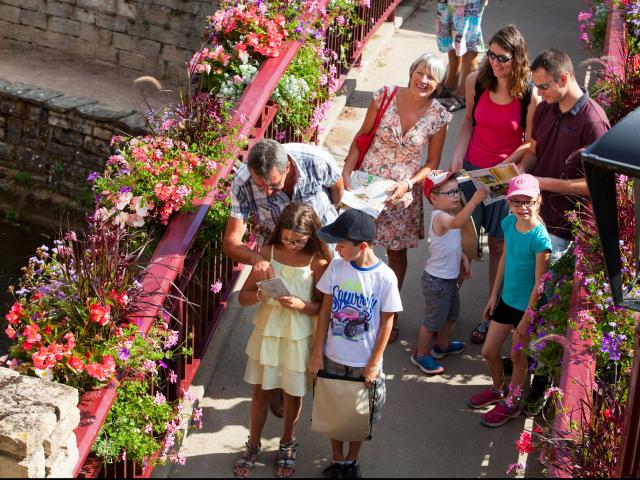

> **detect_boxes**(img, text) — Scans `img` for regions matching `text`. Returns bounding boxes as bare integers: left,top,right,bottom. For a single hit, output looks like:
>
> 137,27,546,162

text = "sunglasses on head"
487,51,513,64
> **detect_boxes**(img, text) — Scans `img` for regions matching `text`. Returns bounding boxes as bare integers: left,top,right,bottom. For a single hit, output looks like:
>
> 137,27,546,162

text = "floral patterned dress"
361,87,452,250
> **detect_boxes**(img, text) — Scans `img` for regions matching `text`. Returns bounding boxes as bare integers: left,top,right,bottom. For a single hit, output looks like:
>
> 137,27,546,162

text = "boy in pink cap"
467,173,551,427
410,170,486,375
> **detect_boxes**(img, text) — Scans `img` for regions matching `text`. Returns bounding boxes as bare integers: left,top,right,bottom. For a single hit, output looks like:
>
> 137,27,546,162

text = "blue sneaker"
431,341,466,359
410,354,444,374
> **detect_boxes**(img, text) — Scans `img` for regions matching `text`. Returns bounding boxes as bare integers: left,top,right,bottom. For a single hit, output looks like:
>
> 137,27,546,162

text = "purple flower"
600,331,623,361
158,359,168,369
118,348,130,361
86,172,100,182
119,186,132,194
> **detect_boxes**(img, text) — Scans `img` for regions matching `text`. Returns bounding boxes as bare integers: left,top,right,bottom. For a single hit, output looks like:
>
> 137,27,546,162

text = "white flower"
34,368,53,380
133,196,150,218
127,213,145,228
114,211,129,228
116,191,133,211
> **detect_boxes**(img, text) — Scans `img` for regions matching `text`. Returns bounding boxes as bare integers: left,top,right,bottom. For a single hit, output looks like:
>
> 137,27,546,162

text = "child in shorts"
308,209,403,479
411,170,487,374
467,174,551,427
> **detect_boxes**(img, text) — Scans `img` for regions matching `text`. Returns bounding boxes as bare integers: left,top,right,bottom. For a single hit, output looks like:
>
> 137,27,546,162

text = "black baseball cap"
317,209,376,243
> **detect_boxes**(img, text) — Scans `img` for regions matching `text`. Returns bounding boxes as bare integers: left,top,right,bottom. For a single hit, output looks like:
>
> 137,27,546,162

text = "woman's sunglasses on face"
487,50,513,64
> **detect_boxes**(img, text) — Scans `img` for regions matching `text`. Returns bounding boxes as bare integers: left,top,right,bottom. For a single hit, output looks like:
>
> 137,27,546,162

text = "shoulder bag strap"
370,86,397,134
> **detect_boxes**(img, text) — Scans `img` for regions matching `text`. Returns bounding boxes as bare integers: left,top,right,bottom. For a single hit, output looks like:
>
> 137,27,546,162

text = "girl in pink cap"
467,174,551,427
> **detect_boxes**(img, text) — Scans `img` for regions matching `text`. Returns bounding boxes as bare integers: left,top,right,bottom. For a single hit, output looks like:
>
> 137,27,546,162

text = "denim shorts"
460,159,510,239
323,356,386,424
422,271,460,332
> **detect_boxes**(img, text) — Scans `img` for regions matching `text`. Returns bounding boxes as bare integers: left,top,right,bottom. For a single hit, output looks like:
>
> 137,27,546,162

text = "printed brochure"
458,163,521,205
341,170,396,218
257,278,291,298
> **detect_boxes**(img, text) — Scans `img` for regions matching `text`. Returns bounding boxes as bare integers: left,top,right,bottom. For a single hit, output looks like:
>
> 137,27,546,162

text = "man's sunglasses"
487,51,513,64
534,80,557,91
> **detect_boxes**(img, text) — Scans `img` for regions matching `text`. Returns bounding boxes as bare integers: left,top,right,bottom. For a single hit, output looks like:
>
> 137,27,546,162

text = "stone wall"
0,367,80,478
0,0,219,79
0,78,147,229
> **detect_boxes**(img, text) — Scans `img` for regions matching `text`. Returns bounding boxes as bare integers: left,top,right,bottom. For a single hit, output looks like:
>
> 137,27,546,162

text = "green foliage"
271,41,326,138
526,249,575,381
13,171,33,186
91,380,173,464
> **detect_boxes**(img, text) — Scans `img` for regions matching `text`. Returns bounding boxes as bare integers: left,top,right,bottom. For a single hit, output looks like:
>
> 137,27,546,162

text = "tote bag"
311,370,375,442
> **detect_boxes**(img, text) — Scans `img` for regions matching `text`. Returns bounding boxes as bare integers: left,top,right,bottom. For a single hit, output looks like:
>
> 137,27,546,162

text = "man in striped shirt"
223,139,344,281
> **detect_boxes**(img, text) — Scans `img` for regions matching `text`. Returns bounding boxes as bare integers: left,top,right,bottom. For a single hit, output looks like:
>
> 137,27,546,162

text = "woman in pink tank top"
450,25,540,344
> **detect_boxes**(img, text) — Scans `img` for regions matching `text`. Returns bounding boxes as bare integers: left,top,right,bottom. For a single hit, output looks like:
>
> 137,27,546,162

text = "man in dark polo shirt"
517,49,609,415
520,49,610,260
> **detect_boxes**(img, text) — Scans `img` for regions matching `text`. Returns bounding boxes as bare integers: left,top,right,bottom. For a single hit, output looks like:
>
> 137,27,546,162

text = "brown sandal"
274,439,298,478
233,440,261,478
388,326,400,344
388,313,400,344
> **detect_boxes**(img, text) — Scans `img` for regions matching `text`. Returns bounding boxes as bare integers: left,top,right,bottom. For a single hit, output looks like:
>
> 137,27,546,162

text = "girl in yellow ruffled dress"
233,203,331,479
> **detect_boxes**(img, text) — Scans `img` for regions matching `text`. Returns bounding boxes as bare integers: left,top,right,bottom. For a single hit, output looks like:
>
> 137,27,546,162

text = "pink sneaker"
467,386,504,409
480,401,521,427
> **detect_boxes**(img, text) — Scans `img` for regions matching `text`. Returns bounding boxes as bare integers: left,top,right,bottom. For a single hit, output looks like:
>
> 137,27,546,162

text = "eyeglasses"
281,235,309,247
256,178,284,191
509,199,538,207
487,51,513,64
433,188,462,198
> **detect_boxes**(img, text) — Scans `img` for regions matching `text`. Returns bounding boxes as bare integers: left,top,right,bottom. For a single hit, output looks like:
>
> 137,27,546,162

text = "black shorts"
491,298,524,328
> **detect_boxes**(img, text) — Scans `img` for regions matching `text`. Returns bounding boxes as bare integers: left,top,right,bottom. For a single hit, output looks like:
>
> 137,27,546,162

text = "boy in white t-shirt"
410,170,486,375
309,208,402,479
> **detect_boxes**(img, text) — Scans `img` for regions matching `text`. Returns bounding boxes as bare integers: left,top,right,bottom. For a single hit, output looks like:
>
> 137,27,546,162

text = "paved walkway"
159,1,593,477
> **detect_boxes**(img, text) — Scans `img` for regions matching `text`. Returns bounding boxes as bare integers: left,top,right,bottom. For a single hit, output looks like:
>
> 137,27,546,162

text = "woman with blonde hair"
449,24,540,344
342,53,452,342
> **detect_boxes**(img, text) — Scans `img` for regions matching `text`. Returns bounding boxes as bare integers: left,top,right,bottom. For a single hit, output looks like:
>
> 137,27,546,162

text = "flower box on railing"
546,4,628,477
71,1,404,476
72,25,308,480
548,273,595,478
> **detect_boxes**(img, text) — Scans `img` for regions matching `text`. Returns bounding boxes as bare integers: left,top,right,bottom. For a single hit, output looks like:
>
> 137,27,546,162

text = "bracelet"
404,178,414,190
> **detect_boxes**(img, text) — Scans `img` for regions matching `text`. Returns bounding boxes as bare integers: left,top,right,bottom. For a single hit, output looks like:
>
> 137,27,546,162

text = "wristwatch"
404,178,414,190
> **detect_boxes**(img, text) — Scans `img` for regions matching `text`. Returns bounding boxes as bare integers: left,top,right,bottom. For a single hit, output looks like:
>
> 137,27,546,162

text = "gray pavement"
159,0,594,477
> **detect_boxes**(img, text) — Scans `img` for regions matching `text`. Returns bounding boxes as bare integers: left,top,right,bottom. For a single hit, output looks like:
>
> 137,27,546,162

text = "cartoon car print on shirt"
331,306,370,338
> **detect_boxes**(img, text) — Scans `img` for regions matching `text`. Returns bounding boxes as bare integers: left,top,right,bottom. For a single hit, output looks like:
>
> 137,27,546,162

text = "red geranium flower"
89,303,111,326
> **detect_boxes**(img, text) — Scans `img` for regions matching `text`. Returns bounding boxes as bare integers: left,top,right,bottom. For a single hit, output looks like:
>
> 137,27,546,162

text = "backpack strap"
471,79,483,127
472,78,534,131
519,79,534,132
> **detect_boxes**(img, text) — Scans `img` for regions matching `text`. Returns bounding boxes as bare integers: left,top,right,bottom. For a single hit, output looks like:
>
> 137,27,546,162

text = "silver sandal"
274,439,298,479
233,440,261,478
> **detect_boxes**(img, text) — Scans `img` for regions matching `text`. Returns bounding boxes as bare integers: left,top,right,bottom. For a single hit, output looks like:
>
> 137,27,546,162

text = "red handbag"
353,86,398,171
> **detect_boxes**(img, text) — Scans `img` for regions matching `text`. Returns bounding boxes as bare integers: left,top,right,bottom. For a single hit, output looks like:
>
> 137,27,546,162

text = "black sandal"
275,439,298,478
444,92,466,112
233,440,261,478
470,320,489,344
